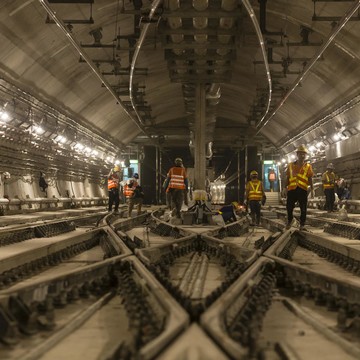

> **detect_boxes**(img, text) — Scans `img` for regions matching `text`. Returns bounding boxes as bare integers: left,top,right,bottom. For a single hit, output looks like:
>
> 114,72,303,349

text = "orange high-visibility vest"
168,167,186,190
248,180,263,201
108,175,119,190
287,162,311,191
323,172,335,189
124,180,138,198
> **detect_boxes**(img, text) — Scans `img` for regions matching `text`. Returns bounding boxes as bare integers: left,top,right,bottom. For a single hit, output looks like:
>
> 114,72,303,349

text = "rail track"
0,205,359,359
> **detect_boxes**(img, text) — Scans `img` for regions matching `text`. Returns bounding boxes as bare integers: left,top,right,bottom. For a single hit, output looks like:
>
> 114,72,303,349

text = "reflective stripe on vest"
108,178,118,190
288,163,310,191
124,181,138,198
323,172,335,189
248,181,262,201
169,167,186,190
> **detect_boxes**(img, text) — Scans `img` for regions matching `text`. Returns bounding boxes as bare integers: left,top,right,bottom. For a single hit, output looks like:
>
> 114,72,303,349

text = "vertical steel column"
194,84,206,190
155,146,159,204
237,150,240,202
245,146,249,196
159,148,163,204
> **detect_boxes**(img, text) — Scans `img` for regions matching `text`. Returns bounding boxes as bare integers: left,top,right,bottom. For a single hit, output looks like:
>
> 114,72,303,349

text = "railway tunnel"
0,1,360,359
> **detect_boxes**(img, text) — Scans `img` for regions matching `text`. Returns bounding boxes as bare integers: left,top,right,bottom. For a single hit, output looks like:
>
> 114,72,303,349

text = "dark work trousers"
286,187,308,226
249,200,261,225
108,188,120,212
166,191,172,210
324,188,335,211
269,181,275,192
170,188,184,218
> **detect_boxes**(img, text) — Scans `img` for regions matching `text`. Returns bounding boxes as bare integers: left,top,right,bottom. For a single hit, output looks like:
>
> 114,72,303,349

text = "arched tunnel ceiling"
0,0,359,157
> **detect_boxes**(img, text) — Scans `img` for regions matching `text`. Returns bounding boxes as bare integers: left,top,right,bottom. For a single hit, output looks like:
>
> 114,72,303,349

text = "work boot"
299,225,308,231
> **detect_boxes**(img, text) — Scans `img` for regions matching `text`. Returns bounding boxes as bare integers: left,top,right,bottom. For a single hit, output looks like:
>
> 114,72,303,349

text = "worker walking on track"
107,165,122,213
322,163,337,212
245,170,266,226
284,145,314,231
163,158,188,219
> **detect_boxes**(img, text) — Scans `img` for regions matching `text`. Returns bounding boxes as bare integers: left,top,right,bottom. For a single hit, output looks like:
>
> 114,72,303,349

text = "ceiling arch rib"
0,0,358,158
256,0,360,135
40,0,163,149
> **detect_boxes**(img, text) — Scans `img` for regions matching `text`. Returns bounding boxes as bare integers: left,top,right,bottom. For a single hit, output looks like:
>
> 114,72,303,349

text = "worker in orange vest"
245,170,266,226
284,145,314,231
107,165,122,213
163,158,188,218
123,173,139,201
322,163,337,212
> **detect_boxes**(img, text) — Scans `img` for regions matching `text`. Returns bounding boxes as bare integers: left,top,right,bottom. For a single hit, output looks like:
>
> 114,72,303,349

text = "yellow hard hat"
296,144,308,154
231,201,239,208
175,157,183,164
250,170,258,176
327,163,334,169
114,165,120,172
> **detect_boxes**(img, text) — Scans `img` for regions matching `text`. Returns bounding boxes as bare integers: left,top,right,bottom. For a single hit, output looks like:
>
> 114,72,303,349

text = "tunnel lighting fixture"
0,111,9,121
290,154,296,160
281,158,286,163
55,134,67,143
84,147,92,153
75,143,84,150
315,142,323,148
92,150,98,156
115,159,120,165
309,145,316,152
34,125,45,135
